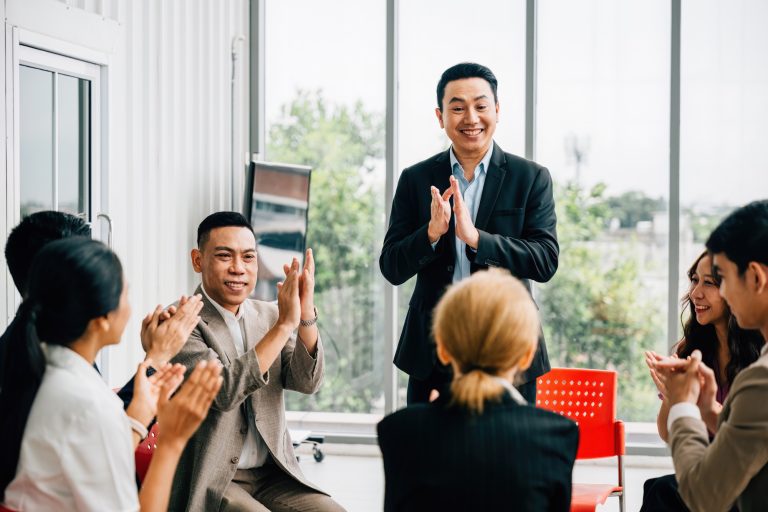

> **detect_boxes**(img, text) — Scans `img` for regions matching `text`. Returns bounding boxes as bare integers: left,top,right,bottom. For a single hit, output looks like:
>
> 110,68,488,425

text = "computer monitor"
243,160,312,301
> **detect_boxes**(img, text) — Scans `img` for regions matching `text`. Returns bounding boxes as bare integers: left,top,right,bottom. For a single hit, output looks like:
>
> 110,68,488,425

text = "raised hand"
427,185,453,244
449,175,480,249
650,349,703,405
276,264,301,330
141,294,203,365
127,361,186,428
283,248,315,318
156,360,222,449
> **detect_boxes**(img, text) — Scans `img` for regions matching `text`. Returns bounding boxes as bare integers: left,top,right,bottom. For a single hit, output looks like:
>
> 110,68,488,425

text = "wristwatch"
300,307,318,327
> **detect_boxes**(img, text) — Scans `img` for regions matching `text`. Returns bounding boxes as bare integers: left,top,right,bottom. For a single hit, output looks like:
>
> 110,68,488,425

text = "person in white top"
0,237,223,511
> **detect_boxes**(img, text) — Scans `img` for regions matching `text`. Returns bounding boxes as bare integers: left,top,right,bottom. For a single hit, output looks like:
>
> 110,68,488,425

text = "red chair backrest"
135,423,160,484
0,505,18,512
536,368,624,459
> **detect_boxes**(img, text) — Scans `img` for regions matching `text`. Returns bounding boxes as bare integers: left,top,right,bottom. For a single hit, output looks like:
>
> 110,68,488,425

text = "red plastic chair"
537,368,625,512
0,505,18,511
134,422,160,484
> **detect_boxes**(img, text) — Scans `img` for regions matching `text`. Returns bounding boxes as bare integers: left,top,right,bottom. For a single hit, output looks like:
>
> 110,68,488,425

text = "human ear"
436,338,452,366
191,248,203,273
752,262,768,294
435,107,445,129
518,341,537,371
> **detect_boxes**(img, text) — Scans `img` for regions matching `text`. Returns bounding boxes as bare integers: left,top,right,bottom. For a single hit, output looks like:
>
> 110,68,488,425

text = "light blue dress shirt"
449,144,493,283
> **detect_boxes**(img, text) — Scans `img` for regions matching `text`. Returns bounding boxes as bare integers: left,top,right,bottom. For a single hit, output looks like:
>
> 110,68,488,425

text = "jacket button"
447,265,454,272
231,456,239,464
240,426,248,434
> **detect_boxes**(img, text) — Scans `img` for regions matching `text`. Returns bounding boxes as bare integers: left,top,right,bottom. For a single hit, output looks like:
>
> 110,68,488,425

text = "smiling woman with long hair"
0,237,222,511
641,250,763,512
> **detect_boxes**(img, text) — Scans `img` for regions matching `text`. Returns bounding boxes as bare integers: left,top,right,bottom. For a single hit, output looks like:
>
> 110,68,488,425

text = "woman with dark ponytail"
0,237,222,511
377,269,579,511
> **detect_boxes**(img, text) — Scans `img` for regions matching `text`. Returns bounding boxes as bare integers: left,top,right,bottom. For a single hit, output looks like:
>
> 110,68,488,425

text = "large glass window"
19,61,91,218
264,0,386,414
679,0,768,318
536,0,670,421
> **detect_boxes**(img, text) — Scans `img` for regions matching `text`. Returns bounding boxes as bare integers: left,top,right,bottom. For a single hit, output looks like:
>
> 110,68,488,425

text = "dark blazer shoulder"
401,149,450,176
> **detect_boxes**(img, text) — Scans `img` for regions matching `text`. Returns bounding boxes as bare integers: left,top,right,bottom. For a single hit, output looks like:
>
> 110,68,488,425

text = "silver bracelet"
127,415,149,440
300,307,318,327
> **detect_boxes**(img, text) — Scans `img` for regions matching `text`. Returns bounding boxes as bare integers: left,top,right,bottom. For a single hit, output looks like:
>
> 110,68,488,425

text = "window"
679,0,768,299
264,0,386,414
536,0,670,421
18,46,100,220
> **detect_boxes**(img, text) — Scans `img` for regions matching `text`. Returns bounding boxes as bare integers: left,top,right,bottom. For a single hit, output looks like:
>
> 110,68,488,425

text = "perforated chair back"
135,422,159,484
537,368,626,512
536,367,623,459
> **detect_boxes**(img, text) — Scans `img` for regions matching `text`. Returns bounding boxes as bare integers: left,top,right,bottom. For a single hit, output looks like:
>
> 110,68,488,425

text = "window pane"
58,74,90,216
537,0,670,421
397,0,526,408
265,0,386,414
680,0,768,320
20,65,54,217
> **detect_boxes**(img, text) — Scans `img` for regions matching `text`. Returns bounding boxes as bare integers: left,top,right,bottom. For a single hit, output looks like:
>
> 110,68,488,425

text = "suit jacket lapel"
197,285,239,364
475,142,507,231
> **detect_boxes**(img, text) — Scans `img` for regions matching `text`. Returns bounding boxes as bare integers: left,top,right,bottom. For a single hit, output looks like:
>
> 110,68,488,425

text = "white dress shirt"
201,286,269,469
4,345,138,512
448,144,493,283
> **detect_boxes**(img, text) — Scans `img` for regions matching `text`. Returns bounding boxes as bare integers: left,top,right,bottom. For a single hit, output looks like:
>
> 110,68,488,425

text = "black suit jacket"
377,393,578,512
379,143,558,381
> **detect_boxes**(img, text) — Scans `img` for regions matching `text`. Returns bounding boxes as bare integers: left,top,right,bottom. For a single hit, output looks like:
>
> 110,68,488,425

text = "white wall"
2,0,250,385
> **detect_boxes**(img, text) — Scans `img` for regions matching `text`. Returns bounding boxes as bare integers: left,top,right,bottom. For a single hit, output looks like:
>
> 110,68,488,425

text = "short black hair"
706,199,768,274
197,211,255,248
436,62,499,112
4,211,91,295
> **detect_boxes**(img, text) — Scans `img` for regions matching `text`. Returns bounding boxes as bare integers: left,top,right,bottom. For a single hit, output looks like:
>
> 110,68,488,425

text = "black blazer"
379,143,558,380
377,393,579,512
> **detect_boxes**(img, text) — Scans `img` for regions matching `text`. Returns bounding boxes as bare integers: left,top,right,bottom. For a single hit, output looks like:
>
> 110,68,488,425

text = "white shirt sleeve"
667,402,702,433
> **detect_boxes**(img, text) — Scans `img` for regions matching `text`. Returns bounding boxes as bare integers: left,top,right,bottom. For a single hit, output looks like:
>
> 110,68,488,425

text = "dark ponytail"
0,237,122,495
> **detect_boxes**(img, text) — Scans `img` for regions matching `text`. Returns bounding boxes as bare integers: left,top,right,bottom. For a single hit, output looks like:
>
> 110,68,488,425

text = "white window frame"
4,27,111,374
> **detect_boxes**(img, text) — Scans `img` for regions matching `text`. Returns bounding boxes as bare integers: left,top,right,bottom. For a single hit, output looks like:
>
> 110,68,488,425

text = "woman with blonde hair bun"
378,269,578,512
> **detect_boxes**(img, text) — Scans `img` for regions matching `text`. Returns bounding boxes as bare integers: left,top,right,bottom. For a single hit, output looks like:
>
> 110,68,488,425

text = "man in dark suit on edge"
379,62,558,404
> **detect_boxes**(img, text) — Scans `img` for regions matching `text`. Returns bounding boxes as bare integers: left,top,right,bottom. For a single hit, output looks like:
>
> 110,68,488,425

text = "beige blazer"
670,349,768,512
168,289,325,511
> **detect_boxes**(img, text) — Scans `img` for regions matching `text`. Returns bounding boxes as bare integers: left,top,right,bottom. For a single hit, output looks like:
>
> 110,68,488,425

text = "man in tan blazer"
169,212,344,511
651,200,768,512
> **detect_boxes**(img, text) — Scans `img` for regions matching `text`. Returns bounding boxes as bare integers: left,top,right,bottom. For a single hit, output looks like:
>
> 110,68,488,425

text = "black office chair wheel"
313,446,325,463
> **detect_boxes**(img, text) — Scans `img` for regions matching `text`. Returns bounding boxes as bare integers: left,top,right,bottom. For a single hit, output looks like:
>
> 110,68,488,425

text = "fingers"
430,186,440,204
441,186,453,202
304,248,314,275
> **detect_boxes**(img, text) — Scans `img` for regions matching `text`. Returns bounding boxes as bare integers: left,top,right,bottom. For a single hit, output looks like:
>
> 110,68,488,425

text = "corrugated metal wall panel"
105,0,249,384
0,0,248,384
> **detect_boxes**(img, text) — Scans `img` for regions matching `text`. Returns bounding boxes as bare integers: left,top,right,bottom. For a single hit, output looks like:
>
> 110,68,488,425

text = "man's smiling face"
435,77,499,158
192,226,258,313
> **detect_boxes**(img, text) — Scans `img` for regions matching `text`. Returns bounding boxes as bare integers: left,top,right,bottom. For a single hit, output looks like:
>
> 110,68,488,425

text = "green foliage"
267,90,385,413
539,182,664,421
604,190,666,229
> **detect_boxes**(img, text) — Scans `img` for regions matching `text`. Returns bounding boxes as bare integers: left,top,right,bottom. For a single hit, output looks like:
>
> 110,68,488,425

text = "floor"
296,443,674,512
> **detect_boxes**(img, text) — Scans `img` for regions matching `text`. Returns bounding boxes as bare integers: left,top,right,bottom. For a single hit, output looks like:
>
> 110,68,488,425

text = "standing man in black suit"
379,62,558,404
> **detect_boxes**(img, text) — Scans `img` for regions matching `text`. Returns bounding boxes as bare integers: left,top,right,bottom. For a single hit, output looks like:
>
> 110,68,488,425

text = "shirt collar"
492,376,527,405
46,344,104,384
201,284,243,322
449,143,494,178
761,342,768,357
